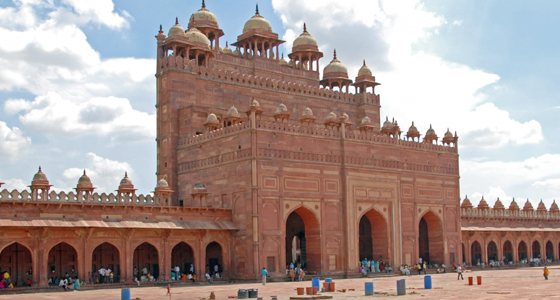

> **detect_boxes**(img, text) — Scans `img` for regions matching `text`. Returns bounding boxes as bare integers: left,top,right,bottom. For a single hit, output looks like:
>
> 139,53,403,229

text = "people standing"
289,268,295,281
261,267,268,285
166,284,171,296
457,265,463,280
98,267,105,284
544,265,550,280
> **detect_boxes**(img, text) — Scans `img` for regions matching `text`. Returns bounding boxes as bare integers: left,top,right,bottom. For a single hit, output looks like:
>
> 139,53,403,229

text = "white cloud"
461,154,560,207
5,91,155,142
60,0,131,29
0,121,32,161
0,0,154,142
59,152,134,193
0,178,27,191
272,0,542,149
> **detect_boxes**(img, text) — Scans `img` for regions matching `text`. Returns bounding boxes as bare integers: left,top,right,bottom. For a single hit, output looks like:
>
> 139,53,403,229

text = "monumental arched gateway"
418,211,444,264
285,206,321,273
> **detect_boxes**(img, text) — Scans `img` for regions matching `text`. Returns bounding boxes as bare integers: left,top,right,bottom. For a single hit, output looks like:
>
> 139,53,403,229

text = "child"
166,284,171,296
544,265,550,280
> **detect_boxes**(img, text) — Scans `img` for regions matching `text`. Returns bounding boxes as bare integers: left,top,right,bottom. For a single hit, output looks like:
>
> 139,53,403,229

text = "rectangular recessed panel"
284,177,320,192
417,187,442,199
262,175,279,190
325,180,339,194
402,184,413,197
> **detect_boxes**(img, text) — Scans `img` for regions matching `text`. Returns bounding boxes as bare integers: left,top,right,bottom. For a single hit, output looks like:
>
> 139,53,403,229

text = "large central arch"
285,206,321,273
358,208,389,261
418,211,444,264
133,242,159,280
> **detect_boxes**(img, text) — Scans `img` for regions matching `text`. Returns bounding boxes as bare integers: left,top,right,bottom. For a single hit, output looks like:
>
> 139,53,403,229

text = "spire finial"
159,24,162,32
175,17,179,25
256,3,259,15
363,59,366,66
333,49,337,60
38,166,42,172
226,41,229,47
125,171,128,177
83,169,87,176
202,0,206,8
303,23,307,33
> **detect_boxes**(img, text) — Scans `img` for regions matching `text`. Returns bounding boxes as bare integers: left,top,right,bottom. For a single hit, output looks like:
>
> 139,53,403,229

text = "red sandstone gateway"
10,1,537,288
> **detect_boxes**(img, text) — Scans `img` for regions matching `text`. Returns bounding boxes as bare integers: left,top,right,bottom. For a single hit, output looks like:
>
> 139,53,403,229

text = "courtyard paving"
0,266,557,300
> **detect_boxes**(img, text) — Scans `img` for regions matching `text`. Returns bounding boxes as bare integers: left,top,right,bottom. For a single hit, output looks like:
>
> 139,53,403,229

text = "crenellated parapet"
461,198,560,221
0,188,156,206
159,58,380,105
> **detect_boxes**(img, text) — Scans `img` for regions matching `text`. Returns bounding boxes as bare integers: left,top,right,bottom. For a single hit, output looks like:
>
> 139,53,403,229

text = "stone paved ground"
0,266,558,300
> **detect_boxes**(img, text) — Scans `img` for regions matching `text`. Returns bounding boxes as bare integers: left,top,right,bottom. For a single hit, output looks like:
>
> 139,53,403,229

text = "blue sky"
0,0,558,208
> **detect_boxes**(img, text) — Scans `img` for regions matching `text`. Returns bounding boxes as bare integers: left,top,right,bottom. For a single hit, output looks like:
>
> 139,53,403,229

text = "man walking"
457,265,463,280
261,267,268,285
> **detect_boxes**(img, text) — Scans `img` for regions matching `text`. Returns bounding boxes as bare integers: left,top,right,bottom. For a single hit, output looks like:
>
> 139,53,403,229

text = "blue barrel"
325,278,332,283
397,279,406,296
238,289,248,299
365,282,374,295
424,275,432,289
121,288,131,300
312,277,320,289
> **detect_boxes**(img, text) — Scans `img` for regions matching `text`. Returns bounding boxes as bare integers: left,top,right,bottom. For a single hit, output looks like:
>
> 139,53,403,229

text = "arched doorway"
487,241,498,262
518,241,527,261
206,242,222,277
418,211,444,264
0,243,32,287
503,240,513,263
358,209,388,262
285,207,321,273
532,241,541,259
92,242,120,283
471,241,482,265
546,241,554,261
133,242,159,280
48,242,78,283
172,242,194,277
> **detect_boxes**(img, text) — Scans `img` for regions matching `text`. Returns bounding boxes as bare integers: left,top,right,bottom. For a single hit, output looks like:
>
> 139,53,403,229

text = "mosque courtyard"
0,266,556,300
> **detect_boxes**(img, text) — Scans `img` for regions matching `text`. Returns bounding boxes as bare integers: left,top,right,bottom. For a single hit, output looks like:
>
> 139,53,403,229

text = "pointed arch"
503,240,513,263
487,240,498,262
0,242,33,287
518,241,528,261
418,210,444,264
358,208,389,262
546,241,554,261
532,240,541,259
471,240,482,265
285,205,321,273
92,242,120,283
205,241,223,277
171,242,194,277
48,242,78,281
133,242,159,280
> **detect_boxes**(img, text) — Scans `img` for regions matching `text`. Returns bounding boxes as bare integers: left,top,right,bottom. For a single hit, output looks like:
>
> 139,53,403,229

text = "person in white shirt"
98,267,106,284
457,265,463,280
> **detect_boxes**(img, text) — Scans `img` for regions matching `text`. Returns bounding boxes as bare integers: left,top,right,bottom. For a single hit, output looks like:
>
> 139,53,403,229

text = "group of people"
0,271,13,289
287,261,306,281
48,275,82,290
96,267,114,284
359,258,392,275
170,264,196,282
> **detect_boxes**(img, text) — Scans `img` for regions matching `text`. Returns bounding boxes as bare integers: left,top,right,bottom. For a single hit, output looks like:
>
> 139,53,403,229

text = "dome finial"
226,41,229,47
38,166,42,172
256,3,259,15
303,22,307,33
363,59,366,66
125,171,128,177
159,24,162,32
333,49,337,60
83,169,87,176
175,17,179,25
202,0,206,8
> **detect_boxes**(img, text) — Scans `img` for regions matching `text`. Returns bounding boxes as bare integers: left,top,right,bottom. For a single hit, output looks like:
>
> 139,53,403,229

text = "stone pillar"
32,246,40,287
38,247,48,287
124,238,133,283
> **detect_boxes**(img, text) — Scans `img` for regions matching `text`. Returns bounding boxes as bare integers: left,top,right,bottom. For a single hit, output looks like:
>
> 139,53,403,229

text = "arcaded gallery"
1,2,559,287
